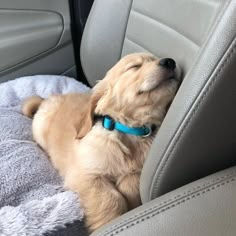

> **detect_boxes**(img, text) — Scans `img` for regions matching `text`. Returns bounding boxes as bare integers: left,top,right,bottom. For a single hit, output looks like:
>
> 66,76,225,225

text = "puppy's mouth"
150,69,180,91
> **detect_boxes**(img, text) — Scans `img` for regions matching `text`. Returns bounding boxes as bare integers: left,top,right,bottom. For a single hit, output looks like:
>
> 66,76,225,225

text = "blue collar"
101,115,152,137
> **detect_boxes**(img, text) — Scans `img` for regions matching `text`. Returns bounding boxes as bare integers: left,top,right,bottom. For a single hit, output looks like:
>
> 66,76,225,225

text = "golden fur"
22,53,181,232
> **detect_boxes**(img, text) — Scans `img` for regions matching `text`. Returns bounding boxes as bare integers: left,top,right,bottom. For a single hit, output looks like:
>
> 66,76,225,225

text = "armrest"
92,166,236,236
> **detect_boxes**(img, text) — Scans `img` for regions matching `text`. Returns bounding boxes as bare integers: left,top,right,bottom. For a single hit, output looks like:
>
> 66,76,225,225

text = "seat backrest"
80,0,236,202
81,0,224,84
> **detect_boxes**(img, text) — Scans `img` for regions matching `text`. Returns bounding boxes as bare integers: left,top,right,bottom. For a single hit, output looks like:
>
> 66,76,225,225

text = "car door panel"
0,0,76,82
0,10,63,71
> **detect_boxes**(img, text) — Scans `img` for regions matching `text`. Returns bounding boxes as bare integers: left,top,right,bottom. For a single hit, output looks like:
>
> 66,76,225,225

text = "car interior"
1,0,236,235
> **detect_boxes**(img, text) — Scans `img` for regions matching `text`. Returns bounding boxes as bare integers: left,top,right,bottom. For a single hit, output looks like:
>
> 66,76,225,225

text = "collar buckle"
141,125,152,137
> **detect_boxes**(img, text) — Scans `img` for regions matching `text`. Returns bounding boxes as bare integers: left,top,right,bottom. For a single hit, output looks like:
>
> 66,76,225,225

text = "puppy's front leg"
65,175,128,232
116,173,141,210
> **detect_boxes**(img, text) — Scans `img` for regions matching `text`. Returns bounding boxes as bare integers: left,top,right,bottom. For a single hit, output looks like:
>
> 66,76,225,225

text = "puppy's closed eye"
125,63,142,71
124,57,143,71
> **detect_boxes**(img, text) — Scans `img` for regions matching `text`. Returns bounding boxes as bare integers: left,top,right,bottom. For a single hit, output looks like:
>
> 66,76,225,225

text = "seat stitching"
131,9,199,48
100,174,236,236
113,178,235,236
119,0,134,58
96,170,236,235
151,35,236,200
125,37,151,52
150,0,234,200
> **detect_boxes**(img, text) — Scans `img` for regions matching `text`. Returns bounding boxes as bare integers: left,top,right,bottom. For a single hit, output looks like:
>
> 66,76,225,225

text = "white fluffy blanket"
0,75,90,236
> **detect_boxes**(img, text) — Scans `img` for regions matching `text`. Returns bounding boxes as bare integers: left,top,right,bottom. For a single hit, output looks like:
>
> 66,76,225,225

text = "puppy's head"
90,53,181,132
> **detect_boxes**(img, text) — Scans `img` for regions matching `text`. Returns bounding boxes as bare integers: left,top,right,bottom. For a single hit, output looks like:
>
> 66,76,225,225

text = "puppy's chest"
78,128,151,177
78,142,146,178
105,148,147,179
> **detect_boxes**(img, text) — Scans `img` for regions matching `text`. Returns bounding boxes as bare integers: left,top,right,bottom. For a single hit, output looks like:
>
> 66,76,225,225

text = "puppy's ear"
76,111,93,139
76,83,106,139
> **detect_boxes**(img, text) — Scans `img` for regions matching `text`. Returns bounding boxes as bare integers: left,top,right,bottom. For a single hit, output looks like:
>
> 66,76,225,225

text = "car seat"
77,0,236,235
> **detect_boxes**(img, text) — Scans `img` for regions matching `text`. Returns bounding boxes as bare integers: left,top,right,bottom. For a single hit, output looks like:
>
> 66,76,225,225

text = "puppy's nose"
159,58,176,70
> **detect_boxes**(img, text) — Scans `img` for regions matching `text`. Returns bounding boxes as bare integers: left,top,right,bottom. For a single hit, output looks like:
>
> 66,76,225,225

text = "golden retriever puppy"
22,53,181,232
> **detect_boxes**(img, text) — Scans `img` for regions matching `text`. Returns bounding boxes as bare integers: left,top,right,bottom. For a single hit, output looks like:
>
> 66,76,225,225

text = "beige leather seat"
79,0,236,235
